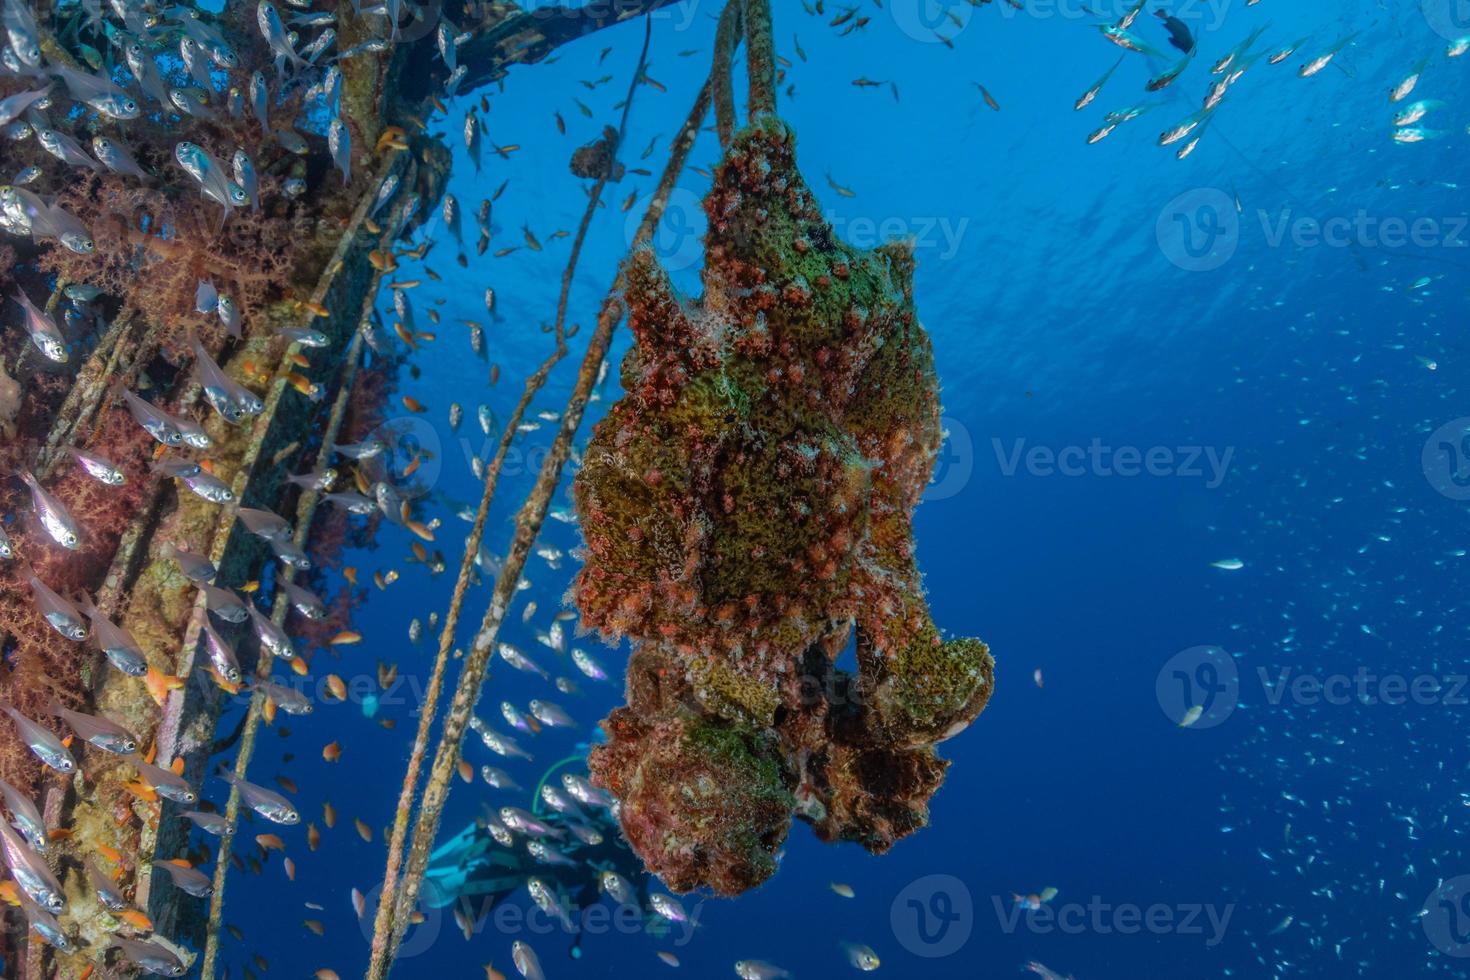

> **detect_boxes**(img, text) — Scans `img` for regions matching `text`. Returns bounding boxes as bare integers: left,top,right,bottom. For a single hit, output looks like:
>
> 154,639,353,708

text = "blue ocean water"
215,2,1470,977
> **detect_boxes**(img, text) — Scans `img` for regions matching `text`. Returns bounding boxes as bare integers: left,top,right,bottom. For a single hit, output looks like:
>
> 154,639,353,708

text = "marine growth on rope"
575,116,994,896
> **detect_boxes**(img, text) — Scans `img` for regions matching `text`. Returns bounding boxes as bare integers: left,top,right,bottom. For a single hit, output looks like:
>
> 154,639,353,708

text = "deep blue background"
209,2,1470,977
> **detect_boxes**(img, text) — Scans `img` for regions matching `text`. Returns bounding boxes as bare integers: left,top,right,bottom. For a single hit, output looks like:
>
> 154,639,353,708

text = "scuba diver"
421,756,675,960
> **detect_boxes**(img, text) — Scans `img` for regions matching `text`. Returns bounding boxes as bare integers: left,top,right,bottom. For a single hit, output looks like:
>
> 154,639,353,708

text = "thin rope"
368,71,713,980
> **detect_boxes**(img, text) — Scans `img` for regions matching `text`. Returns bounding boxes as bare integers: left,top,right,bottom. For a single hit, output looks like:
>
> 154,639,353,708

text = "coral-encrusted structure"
576,117,994,896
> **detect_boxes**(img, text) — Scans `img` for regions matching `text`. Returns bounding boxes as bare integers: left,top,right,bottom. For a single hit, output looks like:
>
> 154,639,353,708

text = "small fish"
182,809,234,836
116,387,183,446
1268,36,1309,66
600,870,636,906
237,506,292,540
528,699,575,728
249,603,296,660
0,821,64,913
13,289,67,362
476,725,533,762
334,438,386,460
1392,127,1444,144
37,126,101,171
87,858,127,909
219,767,299,824
561,773,612,809
50,702,137,753
496,643,548,679
830,882,855,898
1179,704,1205,728
0,777,47,851
19,470,79,549
649,893,688,923
1098,24,1163,57
162,543,217,582
199,582,249,623
257,678,314,715
1147,50,1195,92
1393,99,1443,127
1300,34,1359,79
179,468,234,503
200,619,242,684
25,572,87,641
191,334,262,421
512,941,543,980
153,859,212,897
113,936,187,977
280,579,325,619
465,110,481,172
329,118,351,184
527,877,575,928
77,594,148,674
1389,56,1430,103
840,942,880,971
0,86,50,127
480,765,520,790
324,491,376,514
93,136,149,180
132,758,197,804
257,0,306,70
218,294,242,338
227,150,260,212
0,700,71,774
1210,558,1244,571
68,447,125,485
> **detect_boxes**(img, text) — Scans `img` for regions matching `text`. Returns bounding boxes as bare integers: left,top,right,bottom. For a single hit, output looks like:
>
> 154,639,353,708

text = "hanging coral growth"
575,113,994,896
